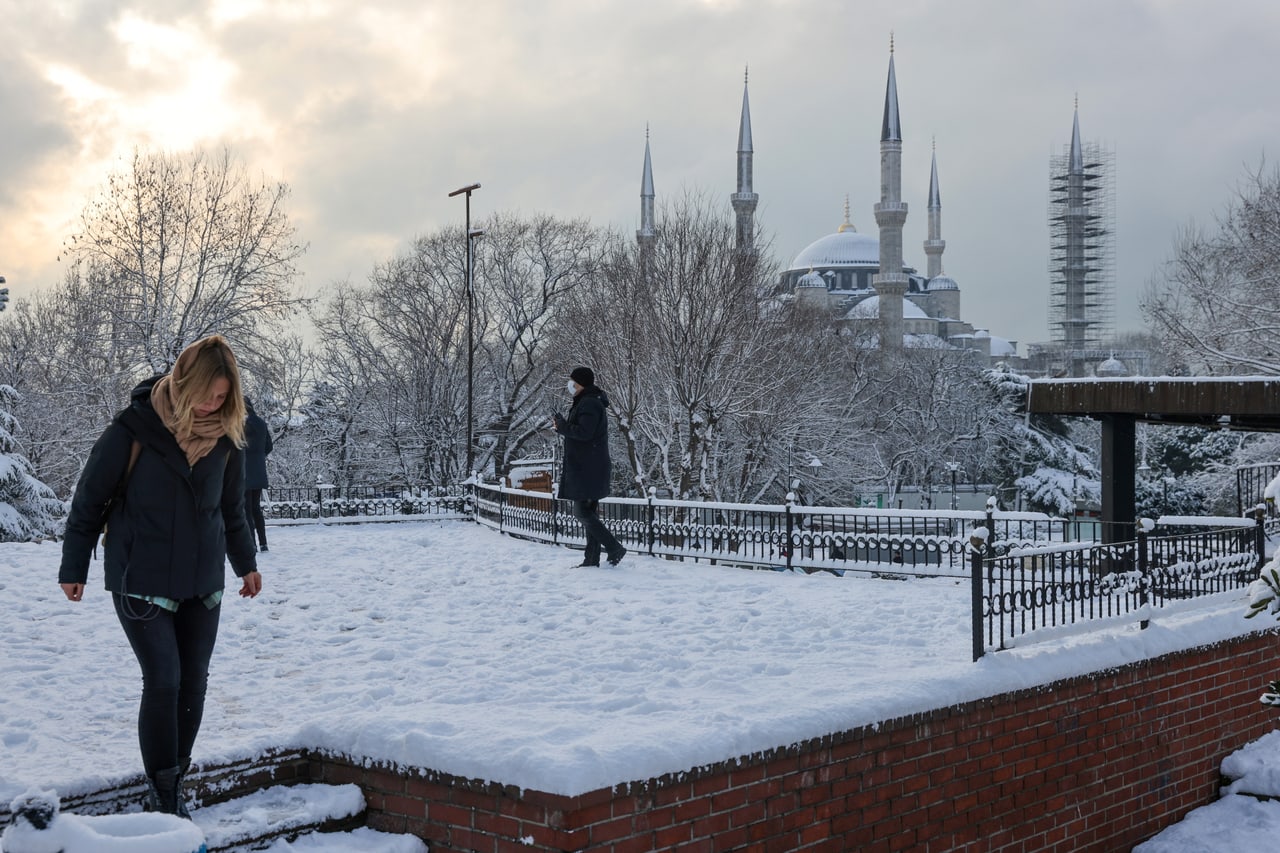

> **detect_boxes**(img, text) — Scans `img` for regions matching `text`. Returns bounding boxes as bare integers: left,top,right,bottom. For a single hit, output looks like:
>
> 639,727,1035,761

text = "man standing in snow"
552,366,626,567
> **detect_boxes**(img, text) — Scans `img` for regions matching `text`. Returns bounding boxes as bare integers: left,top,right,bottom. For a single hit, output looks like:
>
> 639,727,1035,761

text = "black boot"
146,765,192,818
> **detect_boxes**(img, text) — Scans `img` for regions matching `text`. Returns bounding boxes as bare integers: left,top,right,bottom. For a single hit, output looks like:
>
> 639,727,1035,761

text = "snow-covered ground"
1,519,1277,849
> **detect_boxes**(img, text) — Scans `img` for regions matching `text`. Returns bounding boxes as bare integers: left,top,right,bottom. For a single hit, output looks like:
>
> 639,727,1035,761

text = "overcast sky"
2,0,1277,349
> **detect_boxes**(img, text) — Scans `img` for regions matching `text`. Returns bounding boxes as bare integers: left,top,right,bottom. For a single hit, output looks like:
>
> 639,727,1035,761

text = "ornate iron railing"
263,487,468,521
471,482,1066,577
970,512,1266,660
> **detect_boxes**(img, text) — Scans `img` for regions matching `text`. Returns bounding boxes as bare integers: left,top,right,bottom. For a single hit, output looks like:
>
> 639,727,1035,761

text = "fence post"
550,489,559,546
785,492,795,572
646,487,657,557
1136,517,1150,630
497,480,506,535
985,497,997,557
970,531,985,661
1256,503,1267,570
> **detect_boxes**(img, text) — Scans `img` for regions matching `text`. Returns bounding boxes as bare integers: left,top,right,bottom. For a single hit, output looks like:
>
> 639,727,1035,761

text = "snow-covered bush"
0,385,64,542
1246,558,1280,621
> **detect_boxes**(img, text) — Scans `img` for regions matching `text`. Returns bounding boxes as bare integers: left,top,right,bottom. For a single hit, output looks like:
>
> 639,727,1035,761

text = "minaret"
730,67,758,251
872,35,908,350
637,125,656,252
1048,97,1115,374
924,139,945,280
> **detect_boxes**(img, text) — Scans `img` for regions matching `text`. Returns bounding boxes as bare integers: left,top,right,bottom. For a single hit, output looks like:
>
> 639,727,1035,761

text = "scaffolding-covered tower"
1047,106,1115,377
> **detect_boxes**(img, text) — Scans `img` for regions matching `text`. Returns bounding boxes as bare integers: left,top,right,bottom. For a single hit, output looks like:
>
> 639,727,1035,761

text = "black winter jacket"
243,407,273,490
554,386,612,501
59,377,258,599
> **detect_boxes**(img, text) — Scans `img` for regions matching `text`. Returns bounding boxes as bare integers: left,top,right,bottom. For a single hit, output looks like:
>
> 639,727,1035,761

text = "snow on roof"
797,269,826,288
788,230,880,270
845,295,930,320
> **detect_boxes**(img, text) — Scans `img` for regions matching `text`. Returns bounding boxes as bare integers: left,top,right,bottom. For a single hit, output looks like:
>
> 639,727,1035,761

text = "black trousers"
572,499,623,564
113,594,221,775
245,489,267,548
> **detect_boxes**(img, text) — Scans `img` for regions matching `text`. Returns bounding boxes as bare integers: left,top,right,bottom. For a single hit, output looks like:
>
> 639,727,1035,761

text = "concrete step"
192,783,366,852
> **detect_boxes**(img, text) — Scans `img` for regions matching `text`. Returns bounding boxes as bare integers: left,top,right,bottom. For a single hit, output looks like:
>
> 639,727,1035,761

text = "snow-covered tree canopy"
1144,162,1280,376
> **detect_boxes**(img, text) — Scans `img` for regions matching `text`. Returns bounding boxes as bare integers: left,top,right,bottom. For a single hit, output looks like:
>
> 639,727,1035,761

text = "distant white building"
776,43,1018,364
632,48,1023,365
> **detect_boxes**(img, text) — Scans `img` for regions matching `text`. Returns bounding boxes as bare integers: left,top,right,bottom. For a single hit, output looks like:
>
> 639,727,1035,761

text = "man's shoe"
607,547,627,566
573,561,600,568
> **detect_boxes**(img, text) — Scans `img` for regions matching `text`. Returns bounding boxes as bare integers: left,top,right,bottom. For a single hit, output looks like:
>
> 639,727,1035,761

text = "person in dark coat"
59,335,261,819
242,398,273,552
552,366,626,567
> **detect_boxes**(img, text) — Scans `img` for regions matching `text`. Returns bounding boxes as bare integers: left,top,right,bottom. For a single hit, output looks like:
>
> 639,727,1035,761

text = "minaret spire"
637,125,656,250
1069,95,1084,174
731,66,758,251
881,35,901,143
924,138,945,280
873,37,908,350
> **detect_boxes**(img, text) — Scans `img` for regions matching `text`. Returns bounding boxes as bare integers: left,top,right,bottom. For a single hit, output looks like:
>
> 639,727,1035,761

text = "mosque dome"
927,274,958,291
845,295,929,321
789,229,880,270
1096,356,1128,377
797,269,826,288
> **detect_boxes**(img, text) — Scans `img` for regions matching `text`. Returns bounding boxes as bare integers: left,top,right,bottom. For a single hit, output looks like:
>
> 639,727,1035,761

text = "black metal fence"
472,482,1068,577
1237,463,1280,535
258,480,1271,661
262,485,468,521
970,512,1267,660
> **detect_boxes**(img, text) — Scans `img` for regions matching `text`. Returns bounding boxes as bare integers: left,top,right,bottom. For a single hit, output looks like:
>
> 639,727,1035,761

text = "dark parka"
242,405,273,491
59,377,258,600
554,386,612,501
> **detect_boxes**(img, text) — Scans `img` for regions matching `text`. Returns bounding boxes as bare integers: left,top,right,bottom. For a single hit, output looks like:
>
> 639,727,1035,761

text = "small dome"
988,336,1017,357
845,295,930,320
789,230,880,270
1096,356,1128,377
928,274,958,291
797,269,826,288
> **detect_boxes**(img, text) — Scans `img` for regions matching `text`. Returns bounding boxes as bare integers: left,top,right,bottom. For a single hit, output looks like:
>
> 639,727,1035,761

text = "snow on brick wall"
316,631,1279,852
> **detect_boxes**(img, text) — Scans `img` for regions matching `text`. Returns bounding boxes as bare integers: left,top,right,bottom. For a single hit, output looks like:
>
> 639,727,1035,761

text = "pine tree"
0,385,64,541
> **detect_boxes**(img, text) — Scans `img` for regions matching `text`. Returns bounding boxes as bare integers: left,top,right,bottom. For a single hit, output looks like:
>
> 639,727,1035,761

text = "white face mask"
567,380,579,395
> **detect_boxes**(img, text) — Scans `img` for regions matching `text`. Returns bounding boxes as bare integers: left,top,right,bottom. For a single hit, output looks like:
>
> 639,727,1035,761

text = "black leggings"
113,594,221,775
245,489,267,548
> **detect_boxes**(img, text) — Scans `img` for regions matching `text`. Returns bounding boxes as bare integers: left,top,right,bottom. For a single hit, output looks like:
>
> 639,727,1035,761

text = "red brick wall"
312,630,1280,852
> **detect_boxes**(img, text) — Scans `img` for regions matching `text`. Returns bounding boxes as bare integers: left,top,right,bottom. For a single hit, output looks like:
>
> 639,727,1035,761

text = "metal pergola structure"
1027,377,1280,542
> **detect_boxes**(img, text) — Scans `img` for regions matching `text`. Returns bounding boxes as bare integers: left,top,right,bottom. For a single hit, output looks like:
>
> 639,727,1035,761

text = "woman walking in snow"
552,366,626,567
58,335,262,818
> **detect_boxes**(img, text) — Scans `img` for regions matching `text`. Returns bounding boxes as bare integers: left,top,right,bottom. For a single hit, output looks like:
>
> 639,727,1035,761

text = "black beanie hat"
570,366,595,387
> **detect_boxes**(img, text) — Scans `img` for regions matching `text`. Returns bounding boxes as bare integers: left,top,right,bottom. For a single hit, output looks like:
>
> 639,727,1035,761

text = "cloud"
2,0,1279,349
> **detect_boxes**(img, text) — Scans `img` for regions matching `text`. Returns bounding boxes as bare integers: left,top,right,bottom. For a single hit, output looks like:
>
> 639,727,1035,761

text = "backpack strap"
94,440,142,558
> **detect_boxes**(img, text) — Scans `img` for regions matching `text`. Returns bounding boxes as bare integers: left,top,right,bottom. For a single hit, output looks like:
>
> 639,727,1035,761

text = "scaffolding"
1048,141,1115,368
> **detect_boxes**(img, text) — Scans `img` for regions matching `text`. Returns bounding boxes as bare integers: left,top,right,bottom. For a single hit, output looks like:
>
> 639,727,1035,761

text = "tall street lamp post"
448,183,481,477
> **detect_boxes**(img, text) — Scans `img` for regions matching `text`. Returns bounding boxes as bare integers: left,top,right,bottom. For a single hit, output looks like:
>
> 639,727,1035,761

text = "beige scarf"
150,346,228,467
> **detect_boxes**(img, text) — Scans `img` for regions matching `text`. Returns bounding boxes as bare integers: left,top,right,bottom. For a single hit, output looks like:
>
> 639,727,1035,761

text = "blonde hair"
170,335,247,446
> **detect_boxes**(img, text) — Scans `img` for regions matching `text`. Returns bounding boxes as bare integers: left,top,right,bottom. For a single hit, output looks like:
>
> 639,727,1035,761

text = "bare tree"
557,193,791,502
62,146,308,372
1143,162,1280,376
472,213,604,475
307,214,601,488
0,266,142,494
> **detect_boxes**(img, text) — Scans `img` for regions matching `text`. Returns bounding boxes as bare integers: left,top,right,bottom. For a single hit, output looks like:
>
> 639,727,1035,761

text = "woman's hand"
60,583,85,602
239,571,262,598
